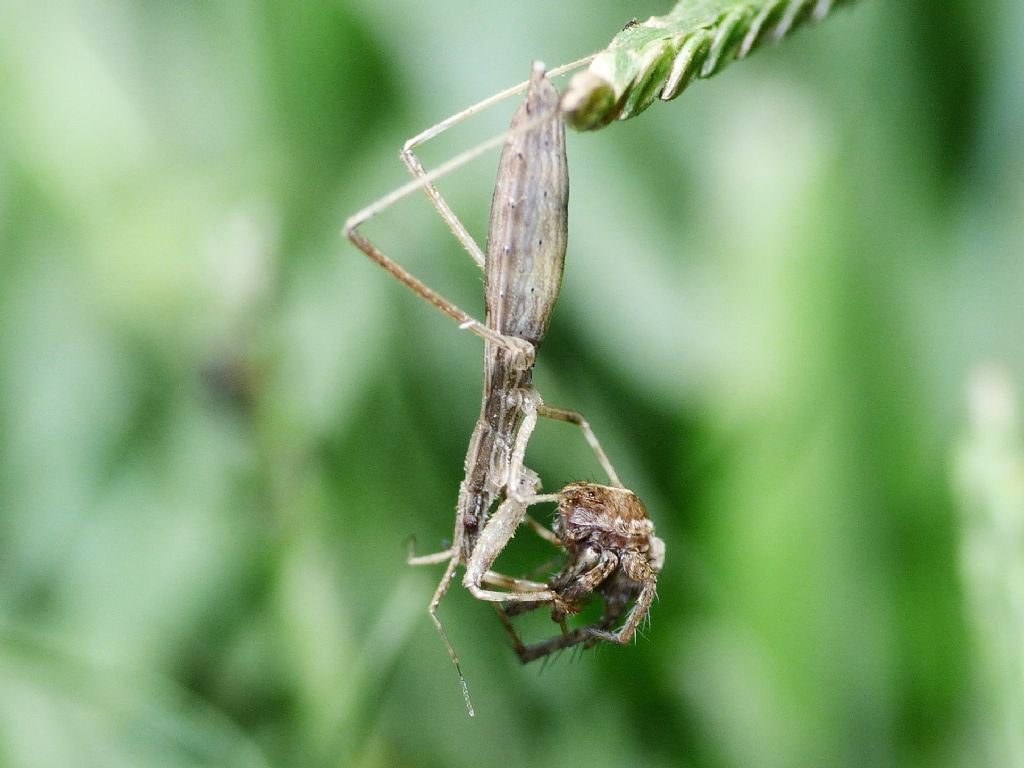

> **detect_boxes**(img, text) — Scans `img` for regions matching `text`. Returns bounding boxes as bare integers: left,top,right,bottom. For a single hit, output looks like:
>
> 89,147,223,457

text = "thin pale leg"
524,514,562,547
345,224,536,368
422,553,476,716
499,392,582,511
407,543,457,566
345,61,596,370
463,494,560,604
537,404,623,488
405,536,475,714
346,110,569,369
504,388,541,499
398,55,596,269
482,570,549,592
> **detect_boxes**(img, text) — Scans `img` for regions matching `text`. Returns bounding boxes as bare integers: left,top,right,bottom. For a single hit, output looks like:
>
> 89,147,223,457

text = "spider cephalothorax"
500,482,665,663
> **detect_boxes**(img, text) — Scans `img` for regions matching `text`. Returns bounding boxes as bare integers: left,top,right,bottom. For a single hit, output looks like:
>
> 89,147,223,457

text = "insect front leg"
463,390,561,601
406,541,458,567
523,514,562,547
462,475,561,605
480,570,550,593
462,387,560,601
504,388,542,498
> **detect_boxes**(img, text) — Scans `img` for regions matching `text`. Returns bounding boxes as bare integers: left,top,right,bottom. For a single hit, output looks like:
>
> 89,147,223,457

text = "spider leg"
493,604,529,658
503,551,619,664
585,575,658,646
515,627,595,663
553,550,618,611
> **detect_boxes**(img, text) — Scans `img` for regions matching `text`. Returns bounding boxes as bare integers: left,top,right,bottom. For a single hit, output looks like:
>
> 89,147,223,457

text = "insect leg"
463,494,559,604
463,387,562,600
345,222,536,368
407,542,457,566
504,388,541,495
524,514,561,547
398,55,595,270
426,552,476,716
481,570,550,592
346,58,594,369
537,404,624,488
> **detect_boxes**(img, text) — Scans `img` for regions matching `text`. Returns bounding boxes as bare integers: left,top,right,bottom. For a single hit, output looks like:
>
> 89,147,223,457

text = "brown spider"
497,481,665,663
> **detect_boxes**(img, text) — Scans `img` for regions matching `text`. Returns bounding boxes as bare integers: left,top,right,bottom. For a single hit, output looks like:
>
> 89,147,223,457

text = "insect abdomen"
484,64,568,349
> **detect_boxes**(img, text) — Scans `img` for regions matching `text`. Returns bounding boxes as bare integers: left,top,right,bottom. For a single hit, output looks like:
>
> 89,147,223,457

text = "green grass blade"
562,0,858,130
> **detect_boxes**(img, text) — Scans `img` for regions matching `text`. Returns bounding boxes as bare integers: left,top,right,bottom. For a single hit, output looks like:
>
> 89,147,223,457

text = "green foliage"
564,0,857,129
1,1,1022,767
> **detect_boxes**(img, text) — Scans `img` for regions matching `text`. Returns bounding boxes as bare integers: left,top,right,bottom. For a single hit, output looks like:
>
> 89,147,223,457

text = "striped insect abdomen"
484,65,568,351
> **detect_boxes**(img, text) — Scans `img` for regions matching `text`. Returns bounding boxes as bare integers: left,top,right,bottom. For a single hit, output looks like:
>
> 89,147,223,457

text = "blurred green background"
2,1,1023,766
